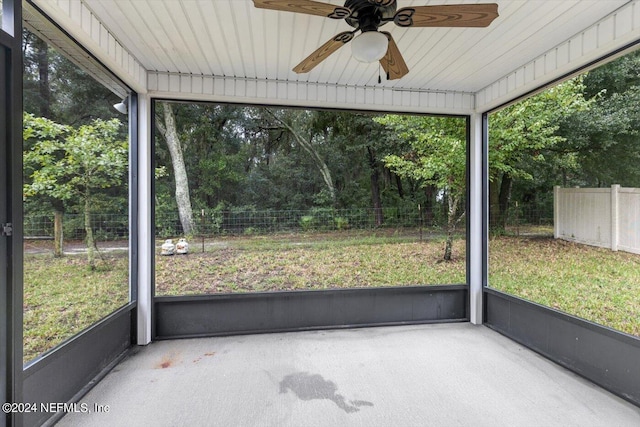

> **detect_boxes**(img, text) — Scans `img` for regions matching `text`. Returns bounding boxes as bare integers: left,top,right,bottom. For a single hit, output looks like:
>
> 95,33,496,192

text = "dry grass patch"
156,236,466,294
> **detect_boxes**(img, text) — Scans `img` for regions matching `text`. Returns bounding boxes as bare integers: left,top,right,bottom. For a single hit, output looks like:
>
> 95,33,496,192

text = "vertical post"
554,185,560,239
1,2,25,424
137,94,153,345
611,184,620,252
469,113,484,325
129,94,139,302
0,39,10,427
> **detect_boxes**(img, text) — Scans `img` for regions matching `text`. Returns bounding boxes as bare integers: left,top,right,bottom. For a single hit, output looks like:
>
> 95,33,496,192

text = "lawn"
23,253,129,363
23,231,640,363
489,236,640,336
155,232,466,294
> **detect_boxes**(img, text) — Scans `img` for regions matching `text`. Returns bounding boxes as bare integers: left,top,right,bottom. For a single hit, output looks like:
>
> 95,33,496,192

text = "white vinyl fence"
554,185,640,254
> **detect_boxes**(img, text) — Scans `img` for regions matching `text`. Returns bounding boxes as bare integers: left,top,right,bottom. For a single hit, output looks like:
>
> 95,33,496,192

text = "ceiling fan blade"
293,32,354,74
380,32,409,80
394,3,498,28
253,0,351,19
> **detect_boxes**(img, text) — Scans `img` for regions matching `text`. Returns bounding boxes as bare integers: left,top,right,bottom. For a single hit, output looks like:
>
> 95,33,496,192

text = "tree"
24,113,128,269
265,109,337,204
155,102,195,235
309,110,398,223
181,104,246,208
23,29,126,254
558,51,640,187
22,113,68,255
488,77,592,231
23,29,122,126
376,115,466,260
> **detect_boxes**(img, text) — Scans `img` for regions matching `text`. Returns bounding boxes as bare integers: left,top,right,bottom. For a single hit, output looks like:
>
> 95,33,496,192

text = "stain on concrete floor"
279,372,373,413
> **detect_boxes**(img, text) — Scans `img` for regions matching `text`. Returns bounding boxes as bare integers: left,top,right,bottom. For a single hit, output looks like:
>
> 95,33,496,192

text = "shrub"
300,215,315,231
334,217,349,230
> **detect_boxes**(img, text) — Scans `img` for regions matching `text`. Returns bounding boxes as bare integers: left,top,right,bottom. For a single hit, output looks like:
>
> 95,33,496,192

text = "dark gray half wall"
485,289,640,407
155,285,468,339
23,305,135,427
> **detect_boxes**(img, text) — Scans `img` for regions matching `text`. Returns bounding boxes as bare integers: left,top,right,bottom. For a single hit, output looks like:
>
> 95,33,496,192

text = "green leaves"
489,77,592,182
375,115,466,197
23,112,127,203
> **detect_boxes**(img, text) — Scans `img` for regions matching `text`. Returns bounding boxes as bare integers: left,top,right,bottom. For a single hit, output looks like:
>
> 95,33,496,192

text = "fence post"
611,184,620,252
553,186,560,239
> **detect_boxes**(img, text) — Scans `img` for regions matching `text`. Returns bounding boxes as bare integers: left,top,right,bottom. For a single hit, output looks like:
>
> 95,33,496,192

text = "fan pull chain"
386,56,390,81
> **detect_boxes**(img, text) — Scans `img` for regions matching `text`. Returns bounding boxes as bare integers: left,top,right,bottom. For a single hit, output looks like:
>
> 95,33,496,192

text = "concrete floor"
57,323,640,427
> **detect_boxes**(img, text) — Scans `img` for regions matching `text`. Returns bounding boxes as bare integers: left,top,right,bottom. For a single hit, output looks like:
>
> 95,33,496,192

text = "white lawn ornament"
176,238,189,255
161,239,175,255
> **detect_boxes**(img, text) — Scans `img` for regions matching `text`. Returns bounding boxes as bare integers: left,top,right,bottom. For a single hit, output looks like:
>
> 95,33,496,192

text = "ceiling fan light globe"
351,31,388,63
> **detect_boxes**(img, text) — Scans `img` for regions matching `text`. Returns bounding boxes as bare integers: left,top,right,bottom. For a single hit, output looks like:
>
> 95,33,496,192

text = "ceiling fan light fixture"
351,31,388,63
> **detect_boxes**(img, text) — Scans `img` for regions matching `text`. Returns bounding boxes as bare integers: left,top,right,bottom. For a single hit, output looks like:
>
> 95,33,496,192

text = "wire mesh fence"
23,200,554,240
157,206,440,238
495,201,554,237
24,213,129,241
24,207,436,240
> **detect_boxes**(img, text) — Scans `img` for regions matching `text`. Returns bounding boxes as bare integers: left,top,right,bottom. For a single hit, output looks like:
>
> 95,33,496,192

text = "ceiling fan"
253,0,499,80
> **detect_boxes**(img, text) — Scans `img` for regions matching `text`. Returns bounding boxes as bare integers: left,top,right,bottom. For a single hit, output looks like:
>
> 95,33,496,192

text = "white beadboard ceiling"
31,0,639,112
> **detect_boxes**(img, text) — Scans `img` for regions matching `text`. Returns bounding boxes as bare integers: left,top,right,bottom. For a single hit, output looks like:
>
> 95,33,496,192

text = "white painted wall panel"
599,17,616,47
34,0,148,93
57,0,71,16
545,51,557,74
147,72,476,114
555,187,640,254
23,2,130,97
192,76,202,95
618,188,640,254
169,74,180,93
477,1,640,112
36,0,635,111
570,37,582,62
556,188,612,248
557,43,570,69
616,8,634,39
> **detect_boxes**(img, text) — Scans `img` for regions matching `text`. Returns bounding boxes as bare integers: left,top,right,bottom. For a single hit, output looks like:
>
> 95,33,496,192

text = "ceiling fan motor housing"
344,0,397,32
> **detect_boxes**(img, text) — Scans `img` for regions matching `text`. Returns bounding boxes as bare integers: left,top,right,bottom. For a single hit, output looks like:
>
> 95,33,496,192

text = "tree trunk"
35,38,52,119
489,173,513,233
423,184,437,226
35,37,64,256
53,209,64,257
498,174,513,232
394,172,404,199
266,110,336,203
489,175,501,232
367,146,384,226
444,193,460,261
156,102,195,235
84,196,95,270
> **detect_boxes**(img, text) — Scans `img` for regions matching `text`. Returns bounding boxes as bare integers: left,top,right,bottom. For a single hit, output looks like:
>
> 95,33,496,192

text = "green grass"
155,237,466,295
489,236,640,336
23,254,128,363
23,231,640,363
